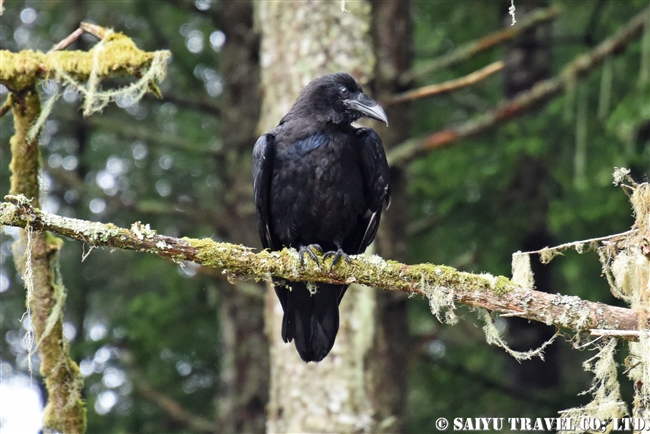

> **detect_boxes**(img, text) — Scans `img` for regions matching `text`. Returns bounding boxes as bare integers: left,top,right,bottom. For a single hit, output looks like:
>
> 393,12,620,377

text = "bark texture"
255,2,396,431
371,0,413,430
215,1,268,432
7,87,86,434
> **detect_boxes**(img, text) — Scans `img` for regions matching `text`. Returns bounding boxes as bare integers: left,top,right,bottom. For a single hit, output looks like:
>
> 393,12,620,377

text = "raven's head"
287,72,388,126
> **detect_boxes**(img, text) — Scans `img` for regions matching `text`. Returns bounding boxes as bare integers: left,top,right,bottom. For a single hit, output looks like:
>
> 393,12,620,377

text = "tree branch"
0,195,640,338
0,29,170,91
0,96,11,118
83,115,220,156
388,6,649,167
384,61,504,106
6,84,86,434
401,5,560,84
126,364,220,433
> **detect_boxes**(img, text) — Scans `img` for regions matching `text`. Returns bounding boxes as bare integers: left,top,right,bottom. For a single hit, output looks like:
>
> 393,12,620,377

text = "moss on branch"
0,31,170,91
6,83,85,432
0,195,638,336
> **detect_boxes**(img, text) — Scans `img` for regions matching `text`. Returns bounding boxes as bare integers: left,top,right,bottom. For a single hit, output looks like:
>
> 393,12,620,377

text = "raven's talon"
324,248,351,270
298,244,323,266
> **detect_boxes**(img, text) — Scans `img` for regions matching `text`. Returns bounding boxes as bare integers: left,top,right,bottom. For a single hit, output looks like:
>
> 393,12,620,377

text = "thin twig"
48,23,107,53
591,329,644,337
49,28,85,53
79,22,109,40
521,229,638,256
384,61,504,106
0,96,11,118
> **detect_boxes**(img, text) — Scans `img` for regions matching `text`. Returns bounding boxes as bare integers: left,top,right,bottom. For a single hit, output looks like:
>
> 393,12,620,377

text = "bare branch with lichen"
521,229,638,264
0,194,640,338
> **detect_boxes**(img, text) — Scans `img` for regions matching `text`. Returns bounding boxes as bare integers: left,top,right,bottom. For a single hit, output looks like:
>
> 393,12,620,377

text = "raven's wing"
252,133,276,250
346,127,390,255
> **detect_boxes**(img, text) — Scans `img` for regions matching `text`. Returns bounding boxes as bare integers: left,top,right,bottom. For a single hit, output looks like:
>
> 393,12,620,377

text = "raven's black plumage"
253,72,390,362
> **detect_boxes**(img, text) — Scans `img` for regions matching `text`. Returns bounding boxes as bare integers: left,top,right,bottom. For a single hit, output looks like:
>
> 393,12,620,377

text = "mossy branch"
5,78,86,434
0,195,640,337
0,30,170,92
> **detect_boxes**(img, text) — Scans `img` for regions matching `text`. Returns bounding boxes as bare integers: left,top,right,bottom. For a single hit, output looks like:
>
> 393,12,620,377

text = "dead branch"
591,329,643,338
387,6,649,167
0,96,10,117
384,61,504,106
127,367,220,433
49,28,86,52
0,195,640,338
400,5,560,84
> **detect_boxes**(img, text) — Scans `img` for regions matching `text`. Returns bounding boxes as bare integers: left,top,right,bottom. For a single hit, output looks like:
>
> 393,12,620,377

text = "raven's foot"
324,248,351,270
298,244,323,266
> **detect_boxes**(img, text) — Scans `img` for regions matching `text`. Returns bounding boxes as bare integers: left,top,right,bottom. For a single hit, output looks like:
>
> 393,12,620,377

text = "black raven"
253,72,390,362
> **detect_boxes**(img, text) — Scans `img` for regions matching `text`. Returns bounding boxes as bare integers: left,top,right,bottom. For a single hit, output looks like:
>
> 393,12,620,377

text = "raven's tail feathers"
277,282,347,363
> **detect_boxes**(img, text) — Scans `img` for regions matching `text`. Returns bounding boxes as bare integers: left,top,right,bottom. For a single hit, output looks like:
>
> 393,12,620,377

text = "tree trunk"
216,1,267,432
370,0,413,431
255,1,397,431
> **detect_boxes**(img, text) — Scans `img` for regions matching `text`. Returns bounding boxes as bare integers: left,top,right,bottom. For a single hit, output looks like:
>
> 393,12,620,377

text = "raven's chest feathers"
270,131,365,246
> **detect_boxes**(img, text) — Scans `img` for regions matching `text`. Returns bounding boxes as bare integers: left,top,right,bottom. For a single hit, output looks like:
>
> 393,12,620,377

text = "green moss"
45,232,64,250
42,357,86,434
493,275,515,295
1,32,168,91
187,237,255,272
8,87,41,204
187,236,521,301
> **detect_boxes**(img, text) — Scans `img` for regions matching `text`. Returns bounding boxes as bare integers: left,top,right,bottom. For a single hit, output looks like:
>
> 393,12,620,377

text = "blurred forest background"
1,0,649,432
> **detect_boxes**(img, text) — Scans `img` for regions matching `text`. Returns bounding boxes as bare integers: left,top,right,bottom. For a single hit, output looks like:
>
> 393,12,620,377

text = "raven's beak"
345,93,389,126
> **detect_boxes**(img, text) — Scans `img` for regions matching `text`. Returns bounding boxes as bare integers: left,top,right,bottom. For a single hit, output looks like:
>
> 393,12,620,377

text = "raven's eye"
338,85,350,98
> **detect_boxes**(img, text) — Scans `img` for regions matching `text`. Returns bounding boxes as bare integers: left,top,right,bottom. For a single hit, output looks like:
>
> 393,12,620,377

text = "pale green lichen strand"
559,339,628,434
